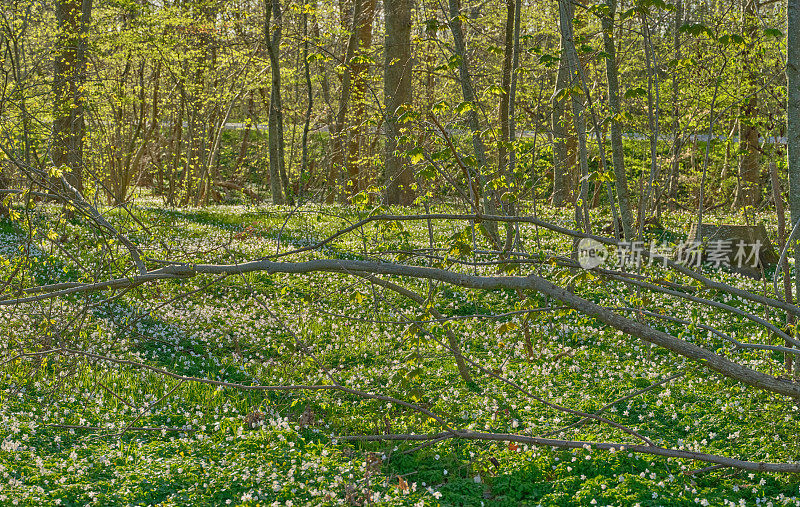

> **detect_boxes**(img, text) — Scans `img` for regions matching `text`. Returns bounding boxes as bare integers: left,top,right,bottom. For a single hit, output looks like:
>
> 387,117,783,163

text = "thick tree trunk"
384,0,414,205
602,0,633,239
551,35,575,207
347,0,376,196
734,0,761,208
789,0,800,297
266,0,287,205
52,0,92,194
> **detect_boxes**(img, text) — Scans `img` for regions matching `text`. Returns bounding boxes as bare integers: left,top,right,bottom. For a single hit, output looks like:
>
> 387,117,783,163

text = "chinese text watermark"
577,237,763,270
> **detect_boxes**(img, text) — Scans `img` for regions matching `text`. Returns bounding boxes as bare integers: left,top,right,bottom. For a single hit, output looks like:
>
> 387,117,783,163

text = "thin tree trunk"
557,0,590,233
496,0,518,250
498,0,513,185
508,0,521,179
166,91,184,206
300,11,313,198
326,0,362,203
667,0,683,209
551,48,570,208
234,92,255,175
638,12,661,239
770,160,794,373
446,0,500,244
506,0,523,249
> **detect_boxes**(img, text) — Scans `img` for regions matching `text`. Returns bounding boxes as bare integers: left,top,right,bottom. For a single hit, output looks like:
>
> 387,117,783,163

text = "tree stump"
686,223,778,279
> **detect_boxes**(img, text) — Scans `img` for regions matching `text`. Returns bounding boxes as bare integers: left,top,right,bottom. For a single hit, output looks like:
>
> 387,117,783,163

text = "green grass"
2,201,800,506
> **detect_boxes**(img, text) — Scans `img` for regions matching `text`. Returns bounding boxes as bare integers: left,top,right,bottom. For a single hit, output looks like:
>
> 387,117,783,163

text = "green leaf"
455,101,473,115
624,87,647,100
431,100,448,115
485,84,506,97
408,147,425,165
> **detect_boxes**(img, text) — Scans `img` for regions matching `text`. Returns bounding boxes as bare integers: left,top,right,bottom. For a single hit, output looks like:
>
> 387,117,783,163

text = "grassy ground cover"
1,200,800,506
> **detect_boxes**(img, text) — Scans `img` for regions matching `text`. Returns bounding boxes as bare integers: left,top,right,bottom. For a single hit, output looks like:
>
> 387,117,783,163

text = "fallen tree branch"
260,213,800,317
4,258,800,398
336,431,800,473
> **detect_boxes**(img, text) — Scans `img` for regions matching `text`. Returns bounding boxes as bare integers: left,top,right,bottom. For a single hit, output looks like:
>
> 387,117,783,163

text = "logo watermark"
577,239,763,270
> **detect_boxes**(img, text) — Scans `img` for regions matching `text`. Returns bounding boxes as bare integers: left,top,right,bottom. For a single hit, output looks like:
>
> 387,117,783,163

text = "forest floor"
1,199,800,506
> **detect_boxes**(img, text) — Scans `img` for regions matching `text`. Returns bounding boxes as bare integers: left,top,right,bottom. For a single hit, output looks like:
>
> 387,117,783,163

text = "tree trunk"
234,92,255,175
788,0,800,297
326,0,362,203
667,0,683,208
508,0,521,180
266,0,287,205
551,36,571,207
769,160,794,373
498,0,513,186
557,0,590,233
638,12,661,238
300,10,313,198
347,0,376,196
446,0,499,244
384,0,414,205
734,0,761,209
52,0,92,194
447,0,486,170
602,0,633,238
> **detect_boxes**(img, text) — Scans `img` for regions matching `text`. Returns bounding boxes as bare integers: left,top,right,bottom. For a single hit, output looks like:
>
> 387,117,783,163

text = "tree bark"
638,12,661,238
667,0,683,209
770,160,794,373
507,0,521,179
234,92,255,176
498,0,514,185
551,45,570,208
326,0,362,203
42,257,800,399
300,10,313,197
734,0,761,209
557,0,590,232
446,0,500,243
384,0,414,205
347,0,376,196
52,0,92,194
602,0,633,238
788,0,800,297
266,0,287,205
